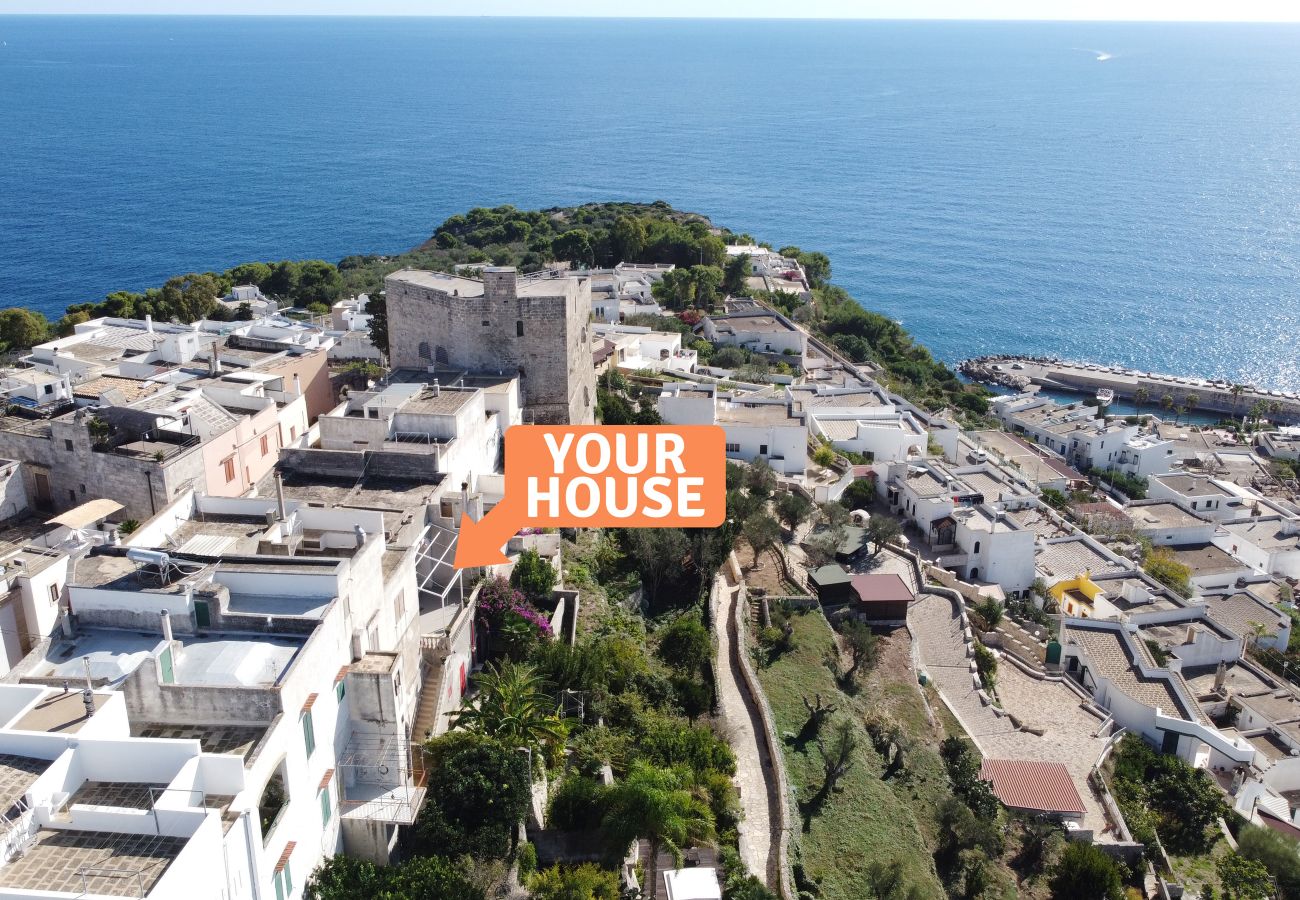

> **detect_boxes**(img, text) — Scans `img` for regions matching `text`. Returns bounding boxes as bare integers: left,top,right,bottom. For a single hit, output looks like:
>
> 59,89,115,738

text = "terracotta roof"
849,573,914,605
275,841,296,872
318,768,334,791
979,758,1085,816
301,693,318,713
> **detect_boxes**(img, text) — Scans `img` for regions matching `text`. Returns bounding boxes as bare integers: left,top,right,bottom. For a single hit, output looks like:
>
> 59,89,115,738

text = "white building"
1125,500,1217,546
1213,517,1300,579
879,459,1037,592
0,370,74,412
1060,617,1255,768
699,310,806,357
318,380,511,492
1148,473,1249,522
591,325,698,375
658,384,807,478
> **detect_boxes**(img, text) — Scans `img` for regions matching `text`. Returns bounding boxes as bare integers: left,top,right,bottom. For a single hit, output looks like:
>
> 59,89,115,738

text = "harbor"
960,355,1300,425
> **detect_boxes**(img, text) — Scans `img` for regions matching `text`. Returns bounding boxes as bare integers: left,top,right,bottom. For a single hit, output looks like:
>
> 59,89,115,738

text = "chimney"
145,314,154,334
275,473,287,522
1214,660,1227,693
354,524,367,548
293,373,302,397
1186,624,1197,646
461,481,471,522
160,609,174,643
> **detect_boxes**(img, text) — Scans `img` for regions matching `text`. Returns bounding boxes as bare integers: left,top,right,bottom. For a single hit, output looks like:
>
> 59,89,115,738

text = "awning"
46,498,124,529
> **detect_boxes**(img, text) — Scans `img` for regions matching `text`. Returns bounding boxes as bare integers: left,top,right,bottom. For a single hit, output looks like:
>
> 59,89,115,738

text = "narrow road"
714,571,780,888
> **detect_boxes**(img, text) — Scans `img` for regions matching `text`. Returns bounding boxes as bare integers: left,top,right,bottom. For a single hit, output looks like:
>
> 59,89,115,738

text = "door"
194,600,211,629
33,472,52,511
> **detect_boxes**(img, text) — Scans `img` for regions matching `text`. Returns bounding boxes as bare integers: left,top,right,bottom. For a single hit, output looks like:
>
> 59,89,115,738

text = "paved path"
910,592,1019,741
714,572,779,887
909,591,1115,840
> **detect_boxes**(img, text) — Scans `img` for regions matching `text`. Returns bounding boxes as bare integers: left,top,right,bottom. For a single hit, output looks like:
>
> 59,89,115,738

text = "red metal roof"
979,758,1085,816
849,573,914,605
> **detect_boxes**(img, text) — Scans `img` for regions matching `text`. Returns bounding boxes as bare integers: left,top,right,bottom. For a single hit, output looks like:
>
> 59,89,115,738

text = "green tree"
623,527,691,606
689,265,725,308
745,458,777,497
839,478,876,511
529,863,621,900
1134,386,1150,415
723,252,751,296
1217,852,1273,900
448,659,565,755
840,619,880,682
225,261,273,287
1144,546,1193,598
710,346,746,370
0,308,50,351
1048,842,1124,900
510,548,556,603
775,491,813,536
416,732,531,860
742,513,782,567
866,514,902,556
600,762,715,892
307,856,484,900
293,260,344,304
554,230,596,268
610,216,647,263
159,273,221,321
656,613,713,675
1238,823,1300,898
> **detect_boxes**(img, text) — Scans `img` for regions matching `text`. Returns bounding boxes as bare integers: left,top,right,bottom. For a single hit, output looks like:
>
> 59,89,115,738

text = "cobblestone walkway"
714,573,779,887
909,591,1115,840
909,592,1018,740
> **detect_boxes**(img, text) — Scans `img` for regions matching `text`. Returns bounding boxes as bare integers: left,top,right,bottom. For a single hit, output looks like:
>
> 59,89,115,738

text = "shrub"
516,841,538,879
529,863,620,900
812,443,837,467
1049,842,1124,900
547,776,609,832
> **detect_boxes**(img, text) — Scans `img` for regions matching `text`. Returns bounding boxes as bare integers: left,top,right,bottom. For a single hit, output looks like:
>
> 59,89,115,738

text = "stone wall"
0,418,205,521
385,269,594,424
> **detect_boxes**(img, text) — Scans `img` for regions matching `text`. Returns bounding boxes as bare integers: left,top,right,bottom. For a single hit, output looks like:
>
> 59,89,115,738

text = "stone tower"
385,266,595,425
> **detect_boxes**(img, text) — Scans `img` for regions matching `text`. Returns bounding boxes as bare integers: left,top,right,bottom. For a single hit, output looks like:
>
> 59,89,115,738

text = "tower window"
516,320,524,337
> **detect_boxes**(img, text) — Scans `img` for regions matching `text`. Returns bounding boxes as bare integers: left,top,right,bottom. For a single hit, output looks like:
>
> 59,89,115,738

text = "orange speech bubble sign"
454,425,727,568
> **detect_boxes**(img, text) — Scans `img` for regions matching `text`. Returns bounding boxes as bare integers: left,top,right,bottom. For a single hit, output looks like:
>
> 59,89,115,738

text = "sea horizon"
2,16,1298,387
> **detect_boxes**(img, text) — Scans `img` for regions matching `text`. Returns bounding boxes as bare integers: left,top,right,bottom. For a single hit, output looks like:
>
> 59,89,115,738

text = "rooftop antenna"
81,657,96,719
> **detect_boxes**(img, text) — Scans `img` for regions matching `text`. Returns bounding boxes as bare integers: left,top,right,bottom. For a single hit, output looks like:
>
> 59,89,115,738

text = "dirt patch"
738,541,803,595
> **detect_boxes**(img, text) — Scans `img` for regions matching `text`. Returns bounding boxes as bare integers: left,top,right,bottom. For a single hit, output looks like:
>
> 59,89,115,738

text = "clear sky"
3,0,1299,18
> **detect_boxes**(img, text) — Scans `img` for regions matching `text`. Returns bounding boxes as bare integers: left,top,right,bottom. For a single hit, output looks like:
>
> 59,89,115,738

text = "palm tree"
448,659,565,756
1134,387,1149,416
601,763,714,895
1230,384,1245,411
1161,394,1175,419
1185,393,1201,416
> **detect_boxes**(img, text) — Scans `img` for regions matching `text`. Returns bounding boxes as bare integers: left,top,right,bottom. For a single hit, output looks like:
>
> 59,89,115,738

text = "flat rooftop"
1036,538,1129,582
1154,474,1232,498
0,829,184,897
0,753,47,815
1222,518,1300,552
715,403,801,426
1127,501,1209,532
10,690,113,734
1198,592,1289,639
1169,543,1249,576
132,722,268,759
39,630,302,687
1005,506,1073,540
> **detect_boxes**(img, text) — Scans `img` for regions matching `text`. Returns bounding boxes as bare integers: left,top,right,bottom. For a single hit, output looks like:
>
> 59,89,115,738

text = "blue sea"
2,16,1299,389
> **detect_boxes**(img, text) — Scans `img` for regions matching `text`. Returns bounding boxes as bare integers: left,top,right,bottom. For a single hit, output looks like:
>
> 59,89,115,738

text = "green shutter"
335,680,345,702
273,873,285,900
320,787,331,825
302,710,315,757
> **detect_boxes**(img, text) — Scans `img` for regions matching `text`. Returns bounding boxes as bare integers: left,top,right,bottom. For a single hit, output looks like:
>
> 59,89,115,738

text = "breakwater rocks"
957,355,1057,390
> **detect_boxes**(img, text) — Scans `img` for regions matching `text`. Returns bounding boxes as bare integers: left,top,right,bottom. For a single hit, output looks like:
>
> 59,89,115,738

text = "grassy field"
756,607,949,899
